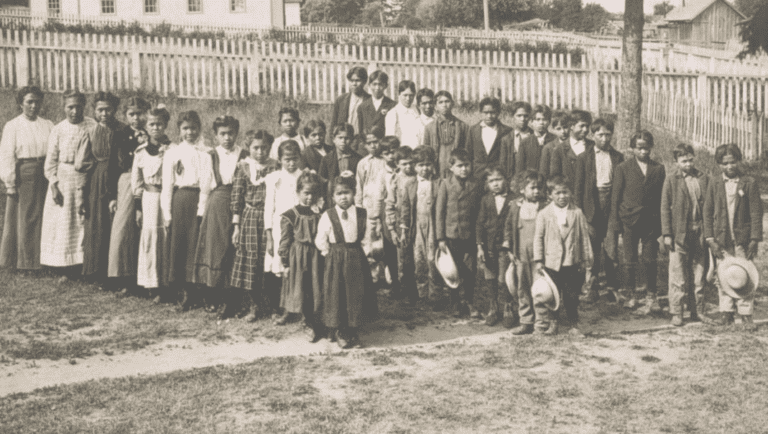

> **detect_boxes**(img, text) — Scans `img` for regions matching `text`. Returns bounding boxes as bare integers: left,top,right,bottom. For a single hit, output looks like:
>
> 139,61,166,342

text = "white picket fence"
0,28,764,158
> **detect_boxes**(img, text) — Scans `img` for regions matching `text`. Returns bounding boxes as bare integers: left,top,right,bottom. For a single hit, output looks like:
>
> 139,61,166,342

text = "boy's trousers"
540,266,583,325
483,250,511,311
446,238,476,305
413,217,442,301
667,226,706,316
620,224,659,296
588,187,618,290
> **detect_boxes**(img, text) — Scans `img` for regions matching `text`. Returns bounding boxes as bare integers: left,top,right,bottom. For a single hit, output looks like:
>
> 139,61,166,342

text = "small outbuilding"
663,0,746,48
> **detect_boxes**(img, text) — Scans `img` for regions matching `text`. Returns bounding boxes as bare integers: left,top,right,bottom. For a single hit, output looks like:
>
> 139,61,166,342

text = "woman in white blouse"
0,86,54,271
385,80,421,149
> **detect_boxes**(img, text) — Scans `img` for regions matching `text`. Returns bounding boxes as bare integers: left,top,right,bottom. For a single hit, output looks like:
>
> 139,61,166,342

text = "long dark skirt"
281,241,323,315
0,160,47,270
194,185,234,288
321,242,377,329
108,172,137,278
167,187,200,285
82,160,112,277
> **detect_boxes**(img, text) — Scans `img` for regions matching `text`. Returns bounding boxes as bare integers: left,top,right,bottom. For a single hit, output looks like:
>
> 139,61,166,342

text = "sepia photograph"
0,0,767,432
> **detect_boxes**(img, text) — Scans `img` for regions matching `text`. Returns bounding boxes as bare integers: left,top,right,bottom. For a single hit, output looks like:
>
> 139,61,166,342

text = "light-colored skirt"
136,191,165,289
108,172,137,277
40,163,86,267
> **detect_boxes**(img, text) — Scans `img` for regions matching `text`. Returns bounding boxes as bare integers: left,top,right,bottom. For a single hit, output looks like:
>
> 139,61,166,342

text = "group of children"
6,70,762,349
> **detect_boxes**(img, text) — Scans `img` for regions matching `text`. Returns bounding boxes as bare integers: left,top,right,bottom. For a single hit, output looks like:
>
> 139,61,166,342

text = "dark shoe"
485,310,500,327
452,303,465,318
336,330,352,349
274,311,291,325
511,324,534,335
544,320,559,336
580,289,599,303
671,315,683,327
308,327,324,343
718,312,735,326
468,304,482,319
501,314,517,329
742,315,754,324
177,289,194,312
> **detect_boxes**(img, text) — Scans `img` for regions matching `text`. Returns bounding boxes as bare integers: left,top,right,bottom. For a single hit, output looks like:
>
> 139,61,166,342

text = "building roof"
665,0,746,22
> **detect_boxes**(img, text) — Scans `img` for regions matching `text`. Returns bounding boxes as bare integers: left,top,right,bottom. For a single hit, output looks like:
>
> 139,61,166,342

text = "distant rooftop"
664,0,745,22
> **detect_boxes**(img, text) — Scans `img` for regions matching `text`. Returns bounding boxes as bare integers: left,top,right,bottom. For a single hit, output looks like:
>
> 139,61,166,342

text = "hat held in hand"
505,261,517,296
435,244,460,289
531,268,559,311
717,256,759,300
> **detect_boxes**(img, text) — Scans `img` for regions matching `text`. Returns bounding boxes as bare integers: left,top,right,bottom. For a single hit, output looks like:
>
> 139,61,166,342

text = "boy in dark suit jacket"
331,66,370,136
319,124,362,204
704,144,763,325
399,146,441,307
550,110,593,193
476,166,513,327
539,111,569,177
516,104,556,174
423,91,470,179
466,97,514,182
574,118,624,302
661,144,710,326
356,71,396,157
301,120,334,172
609,130,666,314
436,149,480,317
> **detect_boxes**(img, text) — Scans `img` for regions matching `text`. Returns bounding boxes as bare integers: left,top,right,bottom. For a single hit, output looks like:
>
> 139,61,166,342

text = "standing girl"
109,97,151,294
385,80,421,149
231,131,281,322
132,106,172,301
268,107,307,161
161,111,212,310
76,92,128,284
40,91,97,272
315,175,377,349
264,140,303,323
278,171,325,341
301,120,333,173
194,116,248,318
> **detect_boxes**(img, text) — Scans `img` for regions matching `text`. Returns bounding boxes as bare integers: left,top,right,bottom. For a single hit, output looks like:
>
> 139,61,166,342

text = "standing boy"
516,104,555,173
415,88,435,147
356,71,396,156
574,118,624,302
331,66,370,136
466,97,514,181
436,149,480,317
550,110,593,193
539,111,570,177
609,130,666,313
533,175,593,335
661,144,710,326
704,144,763,325
422,91,469,179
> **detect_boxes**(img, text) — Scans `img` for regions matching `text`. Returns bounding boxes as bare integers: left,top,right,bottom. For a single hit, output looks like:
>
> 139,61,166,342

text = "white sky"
587,0,683,15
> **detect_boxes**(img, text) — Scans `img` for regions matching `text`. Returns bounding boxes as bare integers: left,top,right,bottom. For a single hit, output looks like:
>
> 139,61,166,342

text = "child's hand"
708,240,724,259
507,252,517,263
392,231,400,248
663,235,674,254
109,200,117,215
748,240,759,260
266,230,274,255
135,210,143,228
477,246,486,264
604,231,617,261
534,261,543,275
232,225,240,246
438,240,447,251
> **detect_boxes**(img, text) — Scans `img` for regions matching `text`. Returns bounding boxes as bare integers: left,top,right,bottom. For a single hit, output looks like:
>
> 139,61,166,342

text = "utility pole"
483,0,490,30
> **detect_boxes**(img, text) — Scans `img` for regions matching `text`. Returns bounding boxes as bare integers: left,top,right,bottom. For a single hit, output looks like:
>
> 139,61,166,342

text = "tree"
416,0,531,29
301,0,362,24
533,0,609,33
738,1,768,58
736,0,763,18
653,1,674,16
615,0,643,151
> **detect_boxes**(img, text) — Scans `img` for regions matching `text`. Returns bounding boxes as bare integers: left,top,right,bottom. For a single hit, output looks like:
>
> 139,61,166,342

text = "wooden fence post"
697,74,708,104
589,68,599,114
131,35,142,90
15,30,29,86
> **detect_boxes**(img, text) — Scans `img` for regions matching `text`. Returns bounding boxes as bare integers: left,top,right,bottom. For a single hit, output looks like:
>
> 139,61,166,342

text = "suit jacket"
703,174,763,250
533,202,593,272
538,138,564,177
609,157,666,235
318,148,362,203
550,138,595,192
399,176,439,245
573,145,624,224
661,167,709,242
503,199,547,258
436,175,479,241
331,91,371,132
301,144,334,173
515,132,557,175
422,115,470,179
466,122,514,181
356,96,396,138
475,192,513,253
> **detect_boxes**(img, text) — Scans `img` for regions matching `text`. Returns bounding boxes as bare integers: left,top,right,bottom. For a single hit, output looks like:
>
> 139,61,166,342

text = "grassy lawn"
2,325,768,433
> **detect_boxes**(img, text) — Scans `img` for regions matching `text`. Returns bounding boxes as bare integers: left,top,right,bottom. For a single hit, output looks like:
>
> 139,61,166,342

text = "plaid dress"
230,158,280,290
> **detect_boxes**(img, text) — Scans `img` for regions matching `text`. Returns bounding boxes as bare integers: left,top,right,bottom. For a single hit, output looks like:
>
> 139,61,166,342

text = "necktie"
342,210,348,220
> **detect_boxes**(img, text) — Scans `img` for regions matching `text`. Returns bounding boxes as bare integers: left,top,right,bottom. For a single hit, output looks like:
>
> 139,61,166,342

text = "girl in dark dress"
76,92,128,285
314,175,377,349
278,171,325,341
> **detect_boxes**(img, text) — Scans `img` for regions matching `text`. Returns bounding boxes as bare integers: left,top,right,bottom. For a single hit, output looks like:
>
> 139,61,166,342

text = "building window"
48,0,61,14
188,0,202,13
231,0,245,12
101,0,115,14
145,0,158,13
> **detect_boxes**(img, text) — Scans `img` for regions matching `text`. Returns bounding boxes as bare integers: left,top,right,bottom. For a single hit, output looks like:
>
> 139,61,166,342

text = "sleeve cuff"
232,215,241,225
4,187,16,195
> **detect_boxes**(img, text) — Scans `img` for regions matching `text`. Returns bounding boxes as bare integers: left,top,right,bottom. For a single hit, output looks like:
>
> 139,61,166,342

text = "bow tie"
725,178,738,184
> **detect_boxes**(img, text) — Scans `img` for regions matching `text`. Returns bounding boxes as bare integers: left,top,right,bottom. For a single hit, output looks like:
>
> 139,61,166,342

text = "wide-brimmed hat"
717,256,759,300
531,269,559,311
435,245,460,289
505,260,517,296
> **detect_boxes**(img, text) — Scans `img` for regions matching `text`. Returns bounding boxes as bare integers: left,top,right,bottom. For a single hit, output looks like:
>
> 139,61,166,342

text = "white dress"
40,117,98,267
263,168,301,275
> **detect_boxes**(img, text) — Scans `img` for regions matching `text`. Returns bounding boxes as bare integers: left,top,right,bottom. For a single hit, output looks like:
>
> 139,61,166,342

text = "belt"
144,184,162,193
175,186,200,192
18,157,45,164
